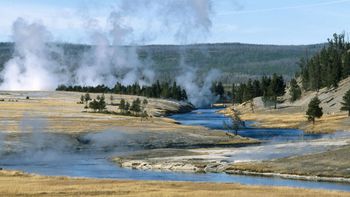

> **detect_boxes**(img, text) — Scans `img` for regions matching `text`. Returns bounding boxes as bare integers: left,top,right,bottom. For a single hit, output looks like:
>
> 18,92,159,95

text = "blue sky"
0,0,350,45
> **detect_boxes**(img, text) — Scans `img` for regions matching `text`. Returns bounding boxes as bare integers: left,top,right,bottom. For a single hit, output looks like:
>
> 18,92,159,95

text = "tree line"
231,73,286,109
299,33,350,90
57,80,188,101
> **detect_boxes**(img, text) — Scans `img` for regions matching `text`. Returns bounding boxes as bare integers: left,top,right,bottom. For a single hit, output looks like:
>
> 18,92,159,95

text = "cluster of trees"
300,33,350,90
210,82,225,100
79,93,107,112
79,93,149,118
89,95,107,112
57,81,188,101
119,98,148,117
231,73,286,108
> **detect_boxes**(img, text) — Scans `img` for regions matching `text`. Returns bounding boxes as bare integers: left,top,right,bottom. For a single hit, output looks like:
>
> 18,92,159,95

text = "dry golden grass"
221,105,350,134
0,170,348,197
0,91,205,134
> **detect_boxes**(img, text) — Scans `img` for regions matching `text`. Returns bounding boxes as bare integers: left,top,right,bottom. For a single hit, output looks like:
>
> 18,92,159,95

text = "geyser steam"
0,0,220,106
0,18,69,90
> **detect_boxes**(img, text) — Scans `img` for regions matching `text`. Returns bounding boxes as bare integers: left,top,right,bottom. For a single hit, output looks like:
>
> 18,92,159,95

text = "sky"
0,0,350,45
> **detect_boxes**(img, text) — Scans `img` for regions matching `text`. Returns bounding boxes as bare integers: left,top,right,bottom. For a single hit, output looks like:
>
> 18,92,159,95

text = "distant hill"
0,42,324,84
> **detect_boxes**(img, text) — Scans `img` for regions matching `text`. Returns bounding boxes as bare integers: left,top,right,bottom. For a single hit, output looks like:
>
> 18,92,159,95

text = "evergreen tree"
84,93,91,103
125,102,130,112
80,95,84,104
142,99,148,111
264,74,286,109
341,89,350,116
306,96,323,124
89,99,99,112
131,98,141,114
343,52,350,77
289,78,302,102
97,94,106,112
119,99,126,113
246,79,255,100
252,80,262,97
216,82,225,99
211,81,225,100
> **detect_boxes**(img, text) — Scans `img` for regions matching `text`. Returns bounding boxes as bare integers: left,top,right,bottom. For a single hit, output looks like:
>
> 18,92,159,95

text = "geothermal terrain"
0,89,349,197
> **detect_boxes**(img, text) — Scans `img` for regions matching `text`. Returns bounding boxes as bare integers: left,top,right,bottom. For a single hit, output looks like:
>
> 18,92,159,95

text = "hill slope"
222,76,350,133
0,42,323,83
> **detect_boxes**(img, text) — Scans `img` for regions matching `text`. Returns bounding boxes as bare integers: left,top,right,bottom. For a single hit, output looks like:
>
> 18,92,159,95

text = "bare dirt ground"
0,170,348,197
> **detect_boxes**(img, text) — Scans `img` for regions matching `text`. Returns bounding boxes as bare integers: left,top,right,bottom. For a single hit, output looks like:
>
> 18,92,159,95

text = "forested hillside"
299,33,350,90
0,42,323,83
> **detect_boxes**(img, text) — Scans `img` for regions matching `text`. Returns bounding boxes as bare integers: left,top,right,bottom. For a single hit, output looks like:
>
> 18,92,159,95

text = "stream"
1,108,350,192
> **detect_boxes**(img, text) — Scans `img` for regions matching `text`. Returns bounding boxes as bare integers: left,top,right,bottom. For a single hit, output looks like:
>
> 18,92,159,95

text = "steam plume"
0,1,219,107
0,18,69,90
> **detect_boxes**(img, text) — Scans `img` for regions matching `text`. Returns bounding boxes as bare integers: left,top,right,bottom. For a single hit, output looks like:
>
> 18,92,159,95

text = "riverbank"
226,145,350,181
113,138,350,182
0,170,348,197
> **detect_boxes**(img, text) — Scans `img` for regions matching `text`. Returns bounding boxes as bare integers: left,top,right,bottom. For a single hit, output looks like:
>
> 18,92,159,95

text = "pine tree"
97,94,106,112
289,78,302,102
131,98,141,114
119,99,126,113
264,74,286,109
125,102,130,112
306,96,323,124
341,89,350,116
142,99,148,111
80,95,84,104
84,93,91,103
89,99,99,112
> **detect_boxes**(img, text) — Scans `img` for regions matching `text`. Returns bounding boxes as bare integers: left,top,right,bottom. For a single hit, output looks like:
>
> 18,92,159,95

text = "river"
0,108,350,192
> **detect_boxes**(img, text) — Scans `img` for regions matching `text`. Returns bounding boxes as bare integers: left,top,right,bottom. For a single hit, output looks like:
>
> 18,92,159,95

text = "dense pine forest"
299,33,350,90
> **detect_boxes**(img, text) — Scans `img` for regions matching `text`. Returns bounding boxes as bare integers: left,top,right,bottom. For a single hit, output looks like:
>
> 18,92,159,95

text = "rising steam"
0,18,69,90
0,0,220,106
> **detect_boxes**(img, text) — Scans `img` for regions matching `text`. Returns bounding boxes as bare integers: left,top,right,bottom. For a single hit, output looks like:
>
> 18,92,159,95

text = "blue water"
170,108,324,143
1,108,350,192
2,153,350,192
